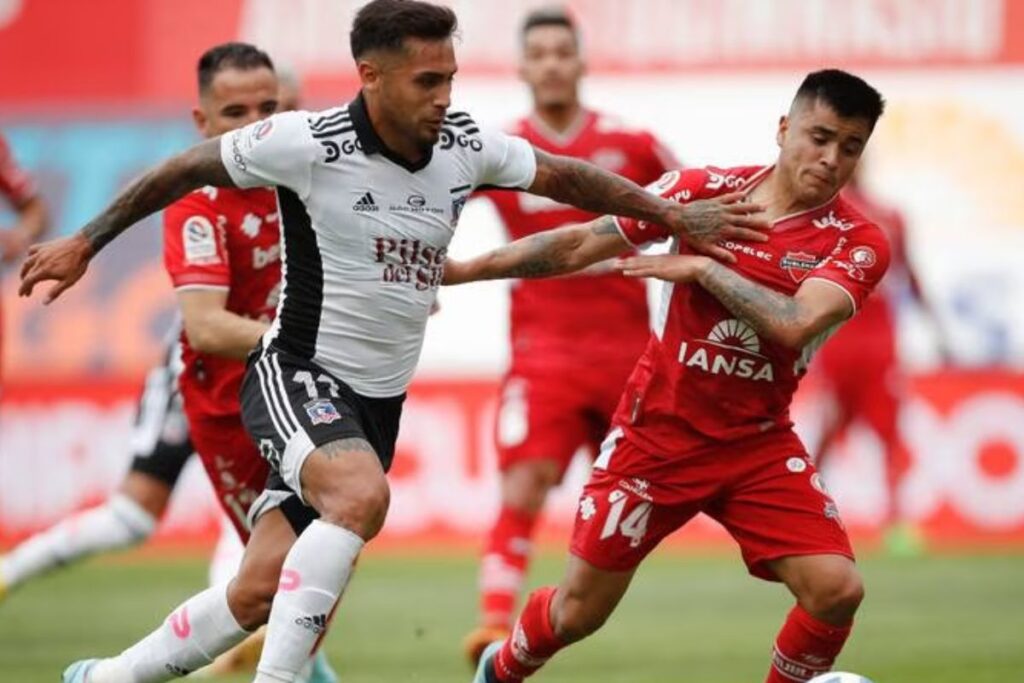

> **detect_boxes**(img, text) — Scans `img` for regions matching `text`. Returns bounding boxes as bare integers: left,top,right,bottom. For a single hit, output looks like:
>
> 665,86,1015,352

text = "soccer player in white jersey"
21,2,768,681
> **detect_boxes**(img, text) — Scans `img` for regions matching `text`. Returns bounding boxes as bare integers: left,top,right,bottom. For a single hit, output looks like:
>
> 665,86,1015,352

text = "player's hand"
662,192,770,263
18,232,94,304
615,254,712,283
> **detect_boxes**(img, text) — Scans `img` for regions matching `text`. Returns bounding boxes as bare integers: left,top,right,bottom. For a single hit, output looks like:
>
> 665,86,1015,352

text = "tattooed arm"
617,254,853,349
20,138,233,302
444,215,630,285
528,149,769,262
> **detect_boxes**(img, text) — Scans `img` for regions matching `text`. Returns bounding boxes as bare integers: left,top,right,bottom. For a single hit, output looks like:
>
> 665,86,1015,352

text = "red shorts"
496,356,636,477
186,411,269,542
570,429,854,580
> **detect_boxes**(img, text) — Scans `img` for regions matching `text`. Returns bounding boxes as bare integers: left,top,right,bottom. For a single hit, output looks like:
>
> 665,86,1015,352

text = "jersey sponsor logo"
374,236,447,291
321,137,363,163
724,240,774,262
388,195,444,215
850,245,877,267
252,243,281,269
780,251,820,282
439,127,483,152
182,215,220,265
241,212,263,238
304,398,342,426
229,130,248,172
812,210,855,231
353,192,379,212
677,318,775,382
705,170,747,191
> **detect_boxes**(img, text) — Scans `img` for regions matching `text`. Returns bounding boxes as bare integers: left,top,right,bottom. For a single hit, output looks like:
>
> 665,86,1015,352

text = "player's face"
520,25,582,109
777,98,872,206
194,67,279,138
372,38,457,150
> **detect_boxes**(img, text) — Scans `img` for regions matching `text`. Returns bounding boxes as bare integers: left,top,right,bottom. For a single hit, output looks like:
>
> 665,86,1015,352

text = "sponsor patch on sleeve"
182,215,220,265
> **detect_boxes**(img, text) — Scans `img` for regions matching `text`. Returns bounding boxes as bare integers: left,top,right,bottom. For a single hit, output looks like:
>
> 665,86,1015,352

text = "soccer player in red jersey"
811,167,949,556
464,9,679,661
0,129,48,385
448,69,890,683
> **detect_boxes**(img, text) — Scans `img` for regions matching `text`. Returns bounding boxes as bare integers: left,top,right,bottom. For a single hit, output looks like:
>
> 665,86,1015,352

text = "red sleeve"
806,224,891,313
163,190,230,289
613,169,706,247
0,133,38,207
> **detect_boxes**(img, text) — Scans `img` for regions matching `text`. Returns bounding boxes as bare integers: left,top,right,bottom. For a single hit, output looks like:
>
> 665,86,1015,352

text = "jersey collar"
348,91,434,173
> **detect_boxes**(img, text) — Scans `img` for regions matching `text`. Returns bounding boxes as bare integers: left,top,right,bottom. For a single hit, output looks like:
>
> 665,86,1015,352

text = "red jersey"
0,132,36,207
611,166,891,454
485,110,677,366
163,186,281,418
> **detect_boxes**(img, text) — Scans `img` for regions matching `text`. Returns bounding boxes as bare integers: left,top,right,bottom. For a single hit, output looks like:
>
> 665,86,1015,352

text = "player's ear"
357,58,381,92
192,107,209,137
776,115,788,148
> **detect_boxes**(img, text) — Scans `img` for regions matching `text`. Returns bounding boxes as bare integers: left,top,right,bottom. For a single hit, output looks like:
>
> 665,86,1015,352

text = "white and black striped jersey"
221,93,536,397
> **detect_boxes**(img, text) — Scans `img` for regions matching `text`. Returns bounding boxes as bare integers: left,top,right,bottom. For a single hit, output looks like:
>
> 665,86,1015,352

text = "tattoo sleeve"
471,216,626,281
531,150,666,224
82,138,235,253
320,437,377,459
697,261,804,339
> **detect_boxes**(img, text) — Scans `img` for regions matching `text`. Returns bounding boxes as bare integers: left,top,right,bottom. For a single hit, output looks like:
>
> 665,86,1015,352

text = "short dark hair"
794,69,886,129
521,7,579,45
350,0,458,60
197,42,274,94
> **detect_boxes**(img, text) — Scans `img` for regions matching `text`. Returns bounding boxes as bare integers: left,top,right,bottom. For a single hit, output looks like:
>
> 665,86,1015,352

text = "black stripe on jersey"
311,124,356,139
310,110,351,131
275,187,324,361
445,118,478,129
445,111,472,122
450,184,472,193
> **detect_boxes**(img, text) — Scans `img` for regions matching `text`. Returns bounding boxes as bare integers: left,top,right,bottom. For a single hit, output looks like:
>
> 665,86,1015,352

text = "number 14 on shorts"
582,488,653,548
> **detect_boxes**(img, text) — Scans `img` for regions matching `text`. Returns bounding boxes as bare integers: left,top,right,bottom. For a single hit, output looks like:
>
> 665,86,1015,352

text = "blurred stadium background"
1,1,1023,681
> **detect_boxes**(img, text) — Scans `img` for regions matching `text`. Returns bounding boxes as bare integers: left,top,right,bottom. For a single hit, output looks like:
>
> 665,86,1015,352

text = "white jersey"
221,93,536,397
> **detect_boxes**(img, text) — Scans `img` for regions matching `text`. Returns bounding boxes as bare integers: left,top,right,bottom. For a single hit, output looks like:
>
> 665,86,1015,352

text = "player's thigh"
711,438,854,582
496,373,591,477
298,440,389,535
189,414,270,541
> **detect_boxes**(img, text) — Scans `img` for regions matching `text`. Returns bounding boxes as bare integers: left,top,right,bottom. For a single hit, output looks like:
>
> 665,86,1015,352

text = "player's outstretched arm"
19,138,232,303
528,148,770,263
177,289,269,361
444,216,629,285
618,254,853,349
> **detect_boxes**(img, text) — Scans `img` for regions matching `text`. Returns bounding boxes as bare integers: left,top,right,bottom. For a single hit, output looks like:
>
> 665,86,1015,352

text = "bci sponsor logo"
374,237,447,291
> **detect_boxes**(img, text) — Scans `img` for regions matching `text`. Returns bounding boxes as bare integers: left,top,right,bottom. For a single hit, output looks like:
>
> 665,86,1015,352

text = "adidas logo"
295,613,328,634
353,192,379,212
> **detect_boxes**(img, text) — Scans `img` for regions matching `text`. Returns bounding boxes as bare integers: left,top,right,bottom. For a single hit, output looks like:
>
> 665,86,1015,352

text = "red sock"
479,506,538,627
493,587,565,682
766,605,852,682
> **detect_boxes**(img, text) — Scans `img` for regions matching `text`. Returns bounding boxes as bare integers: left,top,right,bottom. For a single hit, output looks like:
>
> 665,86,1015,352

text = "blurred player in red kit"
448,69,890,683
464,9,679,661
811,165,949,556
0,129,48,384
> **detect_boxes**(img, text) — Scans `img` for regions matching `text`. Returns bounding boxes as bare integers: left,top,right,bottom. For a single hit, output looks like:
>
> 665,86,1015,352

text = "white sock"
208,515,245,587
0,494,156,587
253,520,364,683
89,583,249,683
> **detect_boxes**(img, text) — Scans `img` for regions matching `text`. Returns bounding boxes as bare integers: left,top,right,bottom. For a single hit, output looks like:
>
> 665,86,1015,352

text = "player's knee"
315,473,390,540
226,573,276,630
803,568,864,622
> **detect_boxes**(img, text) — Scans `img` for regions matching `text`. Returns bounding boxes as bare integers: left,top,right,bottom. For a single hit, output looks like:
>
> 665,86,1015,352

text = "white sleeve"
220,111,316,197
474,127,537,190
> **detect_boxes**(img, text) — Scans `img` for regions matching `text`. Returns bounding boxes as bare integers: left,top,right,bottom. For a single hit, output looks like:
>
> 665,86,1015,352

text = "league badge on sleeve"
305,398,342,426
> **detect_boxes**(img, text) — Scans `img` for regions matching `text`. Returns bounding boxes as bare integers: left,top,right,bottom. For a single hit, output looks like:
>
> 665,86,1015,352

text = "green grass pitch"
1,548,1021,682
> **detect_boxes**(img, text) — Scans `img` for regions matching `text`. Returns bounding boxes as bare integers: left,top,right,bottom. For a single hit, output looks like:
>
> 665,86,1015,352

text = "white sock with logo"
1,494,156,588
88,582,248,683
253,520,364,683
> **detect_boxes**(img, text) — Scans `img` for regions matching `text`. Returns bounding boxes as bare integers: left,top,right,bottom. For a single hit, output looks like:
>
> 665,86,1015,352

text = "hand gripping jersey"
163,185,281,417
486,111,678,363
609,166,891,455
220,93,537,397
